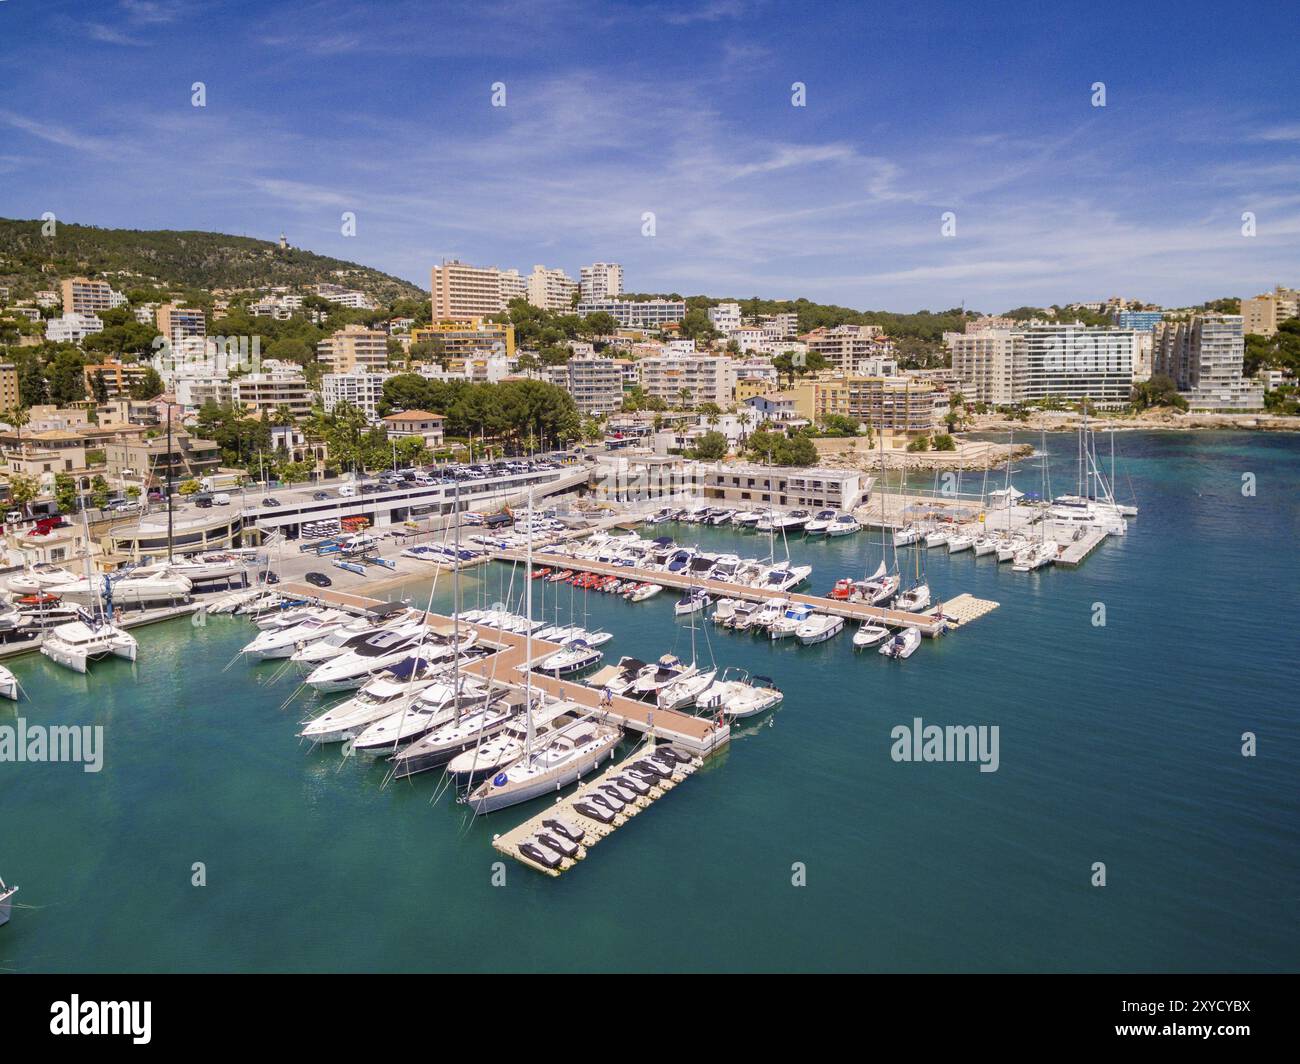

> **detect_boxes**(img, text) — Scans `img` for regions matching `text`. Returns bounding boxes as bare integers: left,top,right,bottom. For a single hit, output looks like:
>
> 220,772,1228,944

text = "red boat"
549,569,573,583
532,568,551,580
17,592,61,606
828,578,855,601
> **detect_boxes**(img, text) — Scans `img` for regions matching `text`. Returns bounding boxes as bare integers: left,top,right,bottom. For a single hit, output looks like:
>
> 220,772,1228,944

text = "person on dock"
600,686,613,709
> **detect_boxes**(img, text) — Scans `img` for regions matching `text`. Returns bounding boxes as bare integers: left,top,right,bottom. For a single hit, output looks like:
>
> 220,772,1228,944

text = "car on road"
305,572,332,588
312,491,329,500
261,497,281,507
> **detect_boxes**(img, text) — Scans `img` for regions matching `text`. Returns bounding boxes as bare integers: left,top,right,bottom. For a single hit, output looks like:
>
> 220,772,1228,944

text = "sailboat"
465,488,622,813
657,595,716,710
0,665,18,700
40,512,138,673
854,439,901,606
895,514,931,613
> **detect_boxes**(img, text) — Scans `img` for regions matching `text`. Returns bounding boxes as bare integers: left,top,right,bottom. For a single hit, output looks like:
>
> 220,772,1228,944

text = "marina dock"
491,740,702,876
493,551,959,637
276,583,731,756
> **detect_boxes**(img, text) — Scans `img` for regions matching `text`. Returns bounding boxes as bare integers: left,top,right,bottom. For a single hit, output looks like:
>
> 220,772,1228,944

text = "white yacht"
893,525,921,547
697,668,783,718
657,667,717,711
389,695,519,778
466,714,623,814
0,875,16,927
445,700,582,783
534,639,602,677
924,527,950,549
895,582,932,612
303,622,435,692
803,509,838,535
240,610,350,660
748,597,789,632
754,562,811,593
0,665,19,700
732,510,762,527
795,612,843,645
972,537,998,557
827,513,861,537
40,617,138,673
633,654,696,696
947,533,974,553
350,679,488,755
46,570,191,607
768,602,814,639
851,620,891,648
298,663,442,743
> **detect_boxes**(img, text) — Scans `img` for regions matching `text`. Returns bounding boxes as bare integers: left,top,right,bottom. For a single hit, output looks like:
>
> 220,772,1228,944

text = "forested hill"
0,218,424,302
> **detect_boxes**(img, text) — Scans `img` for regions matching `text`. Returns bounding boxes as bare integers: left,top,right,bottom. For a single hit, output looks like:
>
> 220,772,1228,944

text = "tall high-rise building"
944,328,1015,405
156,303,207,346
430,260,523,318
579,262,624,302
1151,314,1264,410
1010,324,1135,406
526,265,579,311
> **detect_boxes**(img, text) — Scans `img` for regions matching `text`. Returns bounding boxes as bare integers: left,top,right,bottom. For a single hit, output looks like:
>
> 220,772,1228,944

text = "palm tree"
3,405,31,443
737,408,753,444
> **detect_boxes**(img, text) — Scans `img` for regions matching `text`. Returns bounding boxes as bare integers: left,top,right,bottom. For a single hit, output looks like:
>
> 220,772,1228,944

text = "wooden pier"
491,740,702,876
273,583,730,756
493,550,955,637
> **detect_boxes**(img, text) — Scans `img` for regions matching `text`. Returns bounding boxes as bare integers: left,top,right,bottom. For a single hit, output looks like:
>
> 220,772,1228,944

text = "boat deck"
491,740,702,876
494,551,955,636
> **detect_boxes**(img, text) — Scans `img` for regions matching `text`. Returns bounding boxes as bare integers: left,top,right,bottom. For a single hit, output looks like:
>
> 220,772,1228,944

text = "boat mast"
524,486,534,757
452,478,460,711
166,402,174,564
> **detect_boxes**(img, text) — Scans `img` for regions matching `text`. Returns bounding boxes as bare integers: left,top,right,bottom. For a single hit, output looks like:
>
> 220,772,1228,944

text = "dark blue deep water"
2,432,1297,972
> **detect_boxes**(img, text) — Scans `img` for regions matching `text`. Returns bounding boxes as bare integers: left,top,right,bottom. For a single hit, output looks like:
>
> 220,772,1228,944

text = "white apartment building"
1151,314,1264,411
729,326,766,351
545,356,624,415
1011,324,1136,407
46,312,104,343
708,302,742,331
945,328,1015,405
576,298,686,330
701,463,870,511
321,368,391,422
418,355,510,384
315,284,377,310
579,262,624,302
638,354,734,407
525,265,579,311
231,370,314,418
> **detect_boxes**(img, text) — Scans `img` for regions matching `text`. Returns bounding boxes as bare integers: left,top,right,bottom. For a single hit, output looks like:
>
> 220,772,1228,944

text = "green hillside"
0,218,424,303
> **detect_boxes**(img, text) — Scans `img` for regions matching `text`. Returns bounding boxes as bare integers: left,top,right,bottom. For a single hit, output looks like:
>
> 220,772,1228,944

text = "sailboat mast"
524,486,534,755
452,478,460,703
166,402,174,564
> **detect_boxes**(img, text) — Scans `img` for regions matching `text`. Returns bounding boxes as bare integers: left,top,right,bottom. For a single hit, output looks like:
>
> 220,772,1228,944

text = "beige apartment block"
316,324,389,374
60,277,114,315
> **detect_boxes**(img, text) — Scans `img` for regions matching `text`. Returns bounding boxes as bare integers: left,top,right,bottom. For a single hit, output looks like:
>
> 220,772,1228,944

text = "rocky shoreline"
966,410,1300,433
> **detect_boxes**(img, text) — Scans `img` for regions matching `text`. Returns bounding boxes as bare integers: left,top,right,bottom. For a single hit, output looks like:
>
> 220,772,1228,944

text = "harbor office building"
700,463,870,511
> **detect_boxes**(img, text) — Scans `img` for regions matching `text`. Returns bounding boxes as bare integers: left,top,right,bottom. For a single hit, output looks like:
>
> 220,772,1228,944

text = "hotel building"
526,265,579,311
579,262,624,302
430,260,524,318
316,324,389,374
1151,314,1264,411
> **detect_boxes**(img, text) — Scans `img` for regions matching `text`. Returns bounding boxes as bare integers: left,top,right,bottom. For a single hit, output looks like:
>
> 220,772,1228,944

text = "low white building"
321,368,391,422
45,312,104,343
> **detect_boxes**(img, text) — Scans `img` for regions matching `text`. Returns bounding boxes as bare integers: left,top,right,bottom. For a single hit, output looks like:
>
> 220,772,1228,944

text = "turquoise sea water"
1,431,1297,973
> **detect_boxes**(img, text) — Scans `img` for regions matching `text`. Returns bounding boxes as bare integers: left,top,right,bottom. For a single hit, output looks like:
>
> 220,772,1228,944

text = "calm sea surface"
2,431,1297,972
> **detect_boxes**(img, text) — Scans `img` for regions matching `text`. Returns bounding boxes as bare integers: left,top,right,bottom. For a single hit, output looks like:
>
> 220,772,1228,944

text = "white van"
212,493,232,506
338,483,357,498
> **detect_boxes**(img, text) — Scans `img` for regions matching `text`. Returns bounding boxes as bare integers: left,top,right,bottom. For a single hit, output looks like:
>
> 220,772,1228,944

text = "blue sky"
1,0,1298,312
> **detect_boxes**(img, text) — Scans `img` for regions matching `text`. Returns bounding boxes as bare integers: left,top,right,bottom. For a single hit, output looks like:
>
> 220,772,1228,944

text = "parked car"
305,572,332,588
5,510,24,524
261,497,281,507
193,493,213,509
312,491,329,500
212,493,231,506
338,484,357,498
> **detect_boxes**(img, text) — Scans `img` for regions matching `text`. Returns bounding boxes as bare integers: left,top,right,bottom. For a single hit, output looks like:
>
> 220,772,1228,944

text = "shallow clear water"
2,432,1297,972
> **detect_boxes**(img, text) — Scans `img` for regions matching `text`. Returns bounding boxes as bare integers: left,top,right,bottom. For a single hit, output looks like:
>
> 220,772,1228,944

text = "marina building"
579,262,624,302
700,463,871,511
1150,314,1264,411
576,298,686,331
316,324,389,374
